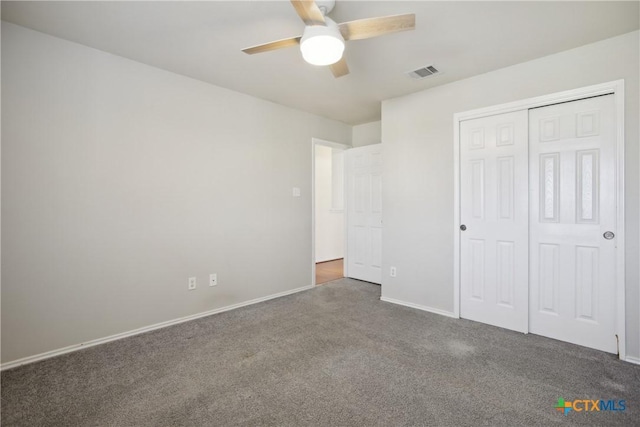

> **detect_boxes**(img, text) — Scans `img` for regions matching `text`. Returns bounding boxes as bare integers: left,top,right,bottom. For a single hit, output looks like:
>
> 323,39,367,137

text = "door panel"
529,95,617,353
346,144,382,284
460,110,529,332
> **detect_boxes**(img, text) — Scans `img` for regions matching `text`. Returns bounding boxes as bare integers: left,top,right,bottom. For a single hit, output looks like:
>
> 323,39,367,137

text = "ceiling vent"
407,65,440,79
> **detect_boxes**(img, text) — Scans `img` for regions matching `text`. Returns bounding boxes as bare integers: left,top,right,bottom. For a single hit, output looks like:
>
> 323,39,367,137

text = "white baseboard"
1,284,314,371
380,296,458,319
624,355,640,365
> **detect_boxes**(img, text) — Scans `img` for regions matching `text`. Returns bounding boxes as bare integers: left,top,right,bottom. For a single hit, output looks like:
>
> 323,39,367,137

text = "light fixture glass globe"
301,35,344,65
300,19,345,66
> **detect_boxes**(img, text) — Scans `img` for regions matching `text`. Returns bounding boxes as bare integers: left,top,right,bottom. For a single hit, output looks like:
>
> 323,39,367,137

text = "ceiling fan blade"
290,0,326,26
339,13,415,41
329,57,349,78
242,36,301,55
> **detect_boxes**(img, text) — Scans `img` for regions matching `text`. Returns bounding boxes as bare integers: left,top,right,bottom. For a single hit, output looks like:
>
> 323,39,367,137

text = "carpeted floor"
2,278,639,426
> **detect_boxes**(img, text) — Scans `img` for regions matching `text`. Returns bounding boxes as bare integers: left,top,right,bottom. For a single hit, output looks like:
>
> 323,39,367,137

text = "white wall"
352,121,381,147
382,31,640,359
314,145,344,262
1,23,351,364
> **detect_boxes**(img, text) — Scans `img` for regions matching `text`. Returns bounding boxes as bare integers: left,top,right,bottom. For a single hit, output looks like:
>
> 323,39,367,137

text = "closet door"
529,95,617,353
460,110,529,332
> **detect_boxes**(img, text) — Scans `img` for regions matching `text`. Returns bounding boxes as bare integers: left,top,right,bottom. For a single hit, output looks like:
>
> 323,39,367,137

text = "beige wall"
382,31,640,359
352,121,381,147
1,23,351,364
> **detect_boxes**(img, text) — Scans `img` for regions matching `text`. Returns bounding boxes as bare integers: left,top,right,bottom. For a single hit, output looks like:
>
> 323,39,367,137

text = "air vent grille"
408,65,440,79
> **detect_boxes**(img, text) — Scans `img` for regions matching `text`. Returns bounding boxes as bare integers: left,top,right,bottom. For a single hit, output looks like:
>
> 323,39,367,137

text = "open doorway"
312,139,348,285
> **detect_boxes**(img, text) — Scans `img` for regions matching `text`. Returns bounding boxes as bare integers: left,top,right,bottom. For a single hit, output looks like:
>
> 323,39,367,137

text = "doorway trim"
311,138,350,286
452,80,626,359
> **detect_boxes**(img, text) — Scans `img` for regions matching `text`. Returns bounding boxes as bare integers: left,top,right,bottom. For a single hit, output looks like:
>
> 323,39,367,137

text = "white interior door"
346,144,382,284
529,95,618,353
460,111,529,332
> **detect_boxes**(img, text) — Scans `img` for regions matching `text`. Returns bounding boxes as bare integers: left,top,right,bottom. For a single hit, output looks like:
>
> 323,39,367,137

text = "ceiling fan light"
300,21,345,66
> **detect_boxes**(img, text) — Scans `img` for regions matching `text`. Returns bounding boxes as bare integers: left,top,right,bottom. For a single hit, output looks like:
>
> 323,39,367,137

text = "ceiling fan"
242,0,415,78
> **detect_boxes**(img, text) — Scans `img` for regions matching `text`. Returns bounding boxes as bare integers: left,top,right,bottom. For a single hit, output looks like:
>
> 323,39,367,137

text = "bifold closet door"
529,95,617,353
460,110,529,333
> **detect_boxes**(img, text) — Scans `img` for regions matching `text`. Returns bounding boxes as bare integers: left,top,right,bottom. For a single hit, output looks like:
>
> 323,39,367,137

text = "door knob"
460,225,467,231
603,231,615,240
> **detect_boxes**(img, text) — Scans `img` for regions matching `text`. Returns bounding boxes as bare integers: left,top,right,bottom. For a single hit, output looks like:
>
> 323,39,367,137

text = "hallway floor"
315,259,343,284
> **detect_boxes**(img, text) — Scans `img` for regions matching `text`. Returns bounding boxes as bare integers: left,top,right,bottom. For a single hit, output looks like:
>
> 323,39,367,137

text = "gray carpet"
2,278,639,426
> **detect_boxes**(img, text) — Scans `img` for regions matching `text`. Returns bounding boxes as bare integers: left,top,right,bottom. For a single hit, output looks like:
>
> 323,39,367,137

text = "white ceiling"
2,1,638,125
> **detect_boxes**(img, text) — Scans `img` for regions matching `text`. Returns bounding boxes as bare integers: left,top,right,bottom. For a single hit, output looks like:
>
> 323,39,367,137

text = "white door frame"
311,138,350,286
453,80,626,359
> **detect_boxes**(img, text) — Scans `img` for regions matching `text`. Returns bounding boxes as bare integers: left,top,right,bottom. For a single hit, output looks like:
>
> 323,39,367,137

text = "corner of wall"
352,121,382,147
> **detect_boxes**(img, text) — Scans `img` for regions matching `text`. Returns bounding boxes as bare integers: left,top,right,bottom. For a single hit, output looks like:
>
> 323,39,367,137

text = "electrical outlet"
209,273,218,287
390,267,397,277
188,277,197,290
